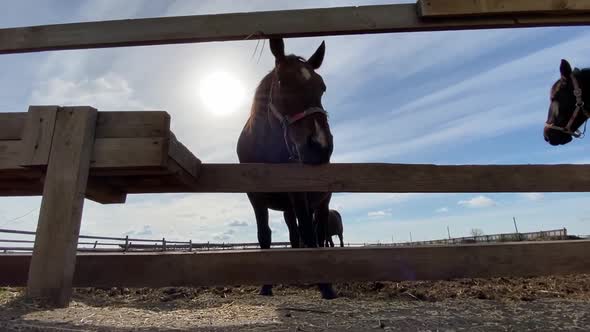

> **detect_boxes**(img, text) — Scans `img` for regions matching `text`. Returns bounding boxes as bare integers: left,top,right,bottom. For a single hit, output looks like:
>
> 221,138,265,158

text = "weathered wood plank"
183,163,590,193
1,110,170,140
5,162,590,196
19,106,58,167
100,158,199,193
0,140,22,171
2,137,169,173
91,137,168,169
0,112,26,140
419,0,590,17
95,111,170,138
168,132,201,178
1,4,590,54
3,240,590,287
85,178,127,204
164,158,200,189
26,106,97,307
0,179,43,196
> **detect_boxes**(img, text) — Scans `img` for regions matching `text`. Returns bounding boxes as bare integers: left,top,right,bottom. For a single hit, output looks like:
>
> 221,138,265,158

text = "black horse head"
544,59,590,146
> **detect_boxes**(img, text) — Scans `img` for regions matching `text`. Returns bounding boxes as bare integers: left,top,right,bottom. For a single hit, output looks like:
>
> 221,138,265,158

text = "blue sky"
1,0,590,244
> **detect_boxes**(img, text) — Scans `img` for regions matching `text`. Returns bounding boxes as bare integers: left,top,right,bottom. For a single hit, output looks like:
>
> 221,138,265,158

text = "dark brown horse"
236,38,336,299
316,209,344,247
544,59,590,146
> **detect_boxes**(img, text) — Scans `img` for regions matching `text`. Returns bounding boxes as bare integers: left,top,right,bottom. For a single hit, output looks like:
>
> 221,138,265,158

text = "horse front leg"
247,194,273,296
315,204,329,248
328,237,335,247
292,193,337,300
290,193,316,248
284,209,300,248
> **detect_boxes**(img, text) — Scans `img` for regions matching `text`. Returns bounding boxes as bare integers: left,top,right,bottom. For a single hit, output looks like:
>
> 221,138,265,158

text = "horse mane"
245,72,272,131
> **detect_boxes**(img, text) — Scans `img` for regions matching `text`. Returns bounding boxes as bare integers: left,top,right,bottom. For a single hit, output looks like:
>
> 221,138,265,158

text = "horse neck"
242,72,291,162
247,73,275,130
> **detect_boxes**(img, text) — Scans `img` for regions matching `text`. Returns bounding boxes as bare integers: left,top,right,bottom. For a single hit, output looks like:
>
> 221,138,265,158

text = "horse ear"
308,41,325,69
560,59,572,78
269,38,285,63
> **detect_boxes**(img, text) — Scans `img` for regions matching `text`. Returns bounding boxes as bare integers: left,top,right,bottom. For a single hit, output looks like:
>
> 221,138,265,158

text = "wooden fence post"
26,106,97,307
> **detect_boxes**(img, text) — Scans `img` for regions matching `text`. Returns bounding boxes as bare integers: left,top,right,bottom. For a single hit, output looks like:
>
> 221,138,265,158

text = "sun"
199,71,246,116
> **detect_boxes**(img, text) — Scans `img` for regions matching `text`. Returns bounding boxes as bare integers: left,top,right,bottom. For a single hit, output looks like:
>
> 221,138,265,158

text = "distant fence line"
380,228,569,247
0,227,575,253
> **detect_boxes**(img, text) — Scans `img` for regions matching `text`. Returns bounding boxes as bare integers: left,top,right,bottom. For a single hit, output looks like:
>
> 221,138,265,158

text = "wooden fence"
0,227,571,253
1,1,589,54
398,228,570,246
1,0,590,307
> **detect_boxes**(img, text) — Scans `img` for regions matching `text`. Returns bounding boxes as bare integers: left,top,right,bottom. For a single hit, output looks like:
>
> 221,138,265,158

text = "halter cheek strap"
269,103,327,127
269,103,328,161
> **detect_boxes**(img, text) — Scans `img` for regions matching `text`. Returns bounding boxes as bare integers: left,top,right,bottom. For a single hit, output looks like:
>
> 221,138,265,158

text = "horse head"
544,59,590,146
267,38,333,164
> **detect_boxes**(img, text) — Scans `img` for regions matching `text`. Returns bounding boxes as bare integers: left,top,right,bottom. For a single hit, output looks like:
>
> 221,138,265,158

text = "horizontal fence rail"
168,163,590,193
9,163,590,195
2,240,590,287
418,0,590,17
1,3,590,54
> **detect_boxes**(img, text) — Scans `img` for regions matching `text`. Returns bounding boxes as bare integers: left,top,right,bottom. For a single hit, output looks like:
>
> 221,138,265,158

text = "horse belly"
251,192,292,212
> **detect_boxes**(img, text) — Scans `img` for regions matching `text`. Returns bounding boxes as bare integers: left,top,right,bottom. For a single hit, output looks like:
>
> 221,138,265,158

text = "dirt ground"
1,274,590,331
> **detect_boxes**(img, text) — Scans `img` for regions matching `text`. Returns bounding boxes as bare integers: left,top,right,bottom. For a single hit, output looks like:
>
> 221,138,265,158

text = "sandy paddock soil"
1,274,590,331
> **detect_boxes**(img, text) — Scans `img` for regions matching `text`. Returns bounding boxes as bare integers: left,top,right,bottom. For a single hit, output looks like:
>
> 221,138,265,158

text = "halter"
545,70,590,138
268,80,329,161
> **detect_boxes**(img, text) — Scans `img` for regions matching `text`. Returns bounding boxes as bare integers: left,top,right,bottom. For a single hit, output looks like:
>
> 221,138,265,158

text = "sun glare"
199,71,246,116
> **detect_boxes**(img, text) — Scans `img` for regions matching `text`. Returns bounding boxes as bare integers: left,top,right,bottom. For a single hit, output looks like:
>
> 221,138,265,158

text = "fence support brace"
25,107,97,307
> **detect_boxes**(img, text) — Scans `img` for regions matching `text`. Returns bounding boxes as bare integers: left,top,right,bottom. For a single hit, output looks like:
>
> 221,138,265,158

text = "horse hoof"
259,285,273,296
318,283,337,300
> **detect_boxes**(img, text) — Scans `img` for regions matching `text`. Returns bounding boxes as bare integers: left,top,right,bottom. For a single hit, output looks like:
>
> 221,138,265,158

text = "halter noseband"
545,70,590,138
268,80,328,161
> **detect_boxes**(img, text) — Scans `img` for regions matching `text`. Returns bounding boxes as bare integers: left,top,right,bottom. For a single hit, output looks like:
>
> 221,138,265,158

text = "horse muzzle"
544,126,573,146
298,139,333,165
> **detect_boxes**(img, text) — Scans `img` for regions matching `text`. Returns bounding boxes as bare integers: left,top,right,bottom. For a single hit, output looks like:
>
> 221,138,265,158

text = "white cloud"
30,73,147,110
79,193,258,243
213,229,235,242
227,220,249,227
344,194,590,243
331,31,590,162
436,207,449,213
368,209,392,217
125,225,153,237
331,193,421,213
458,195,496,208
520,193,544,201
